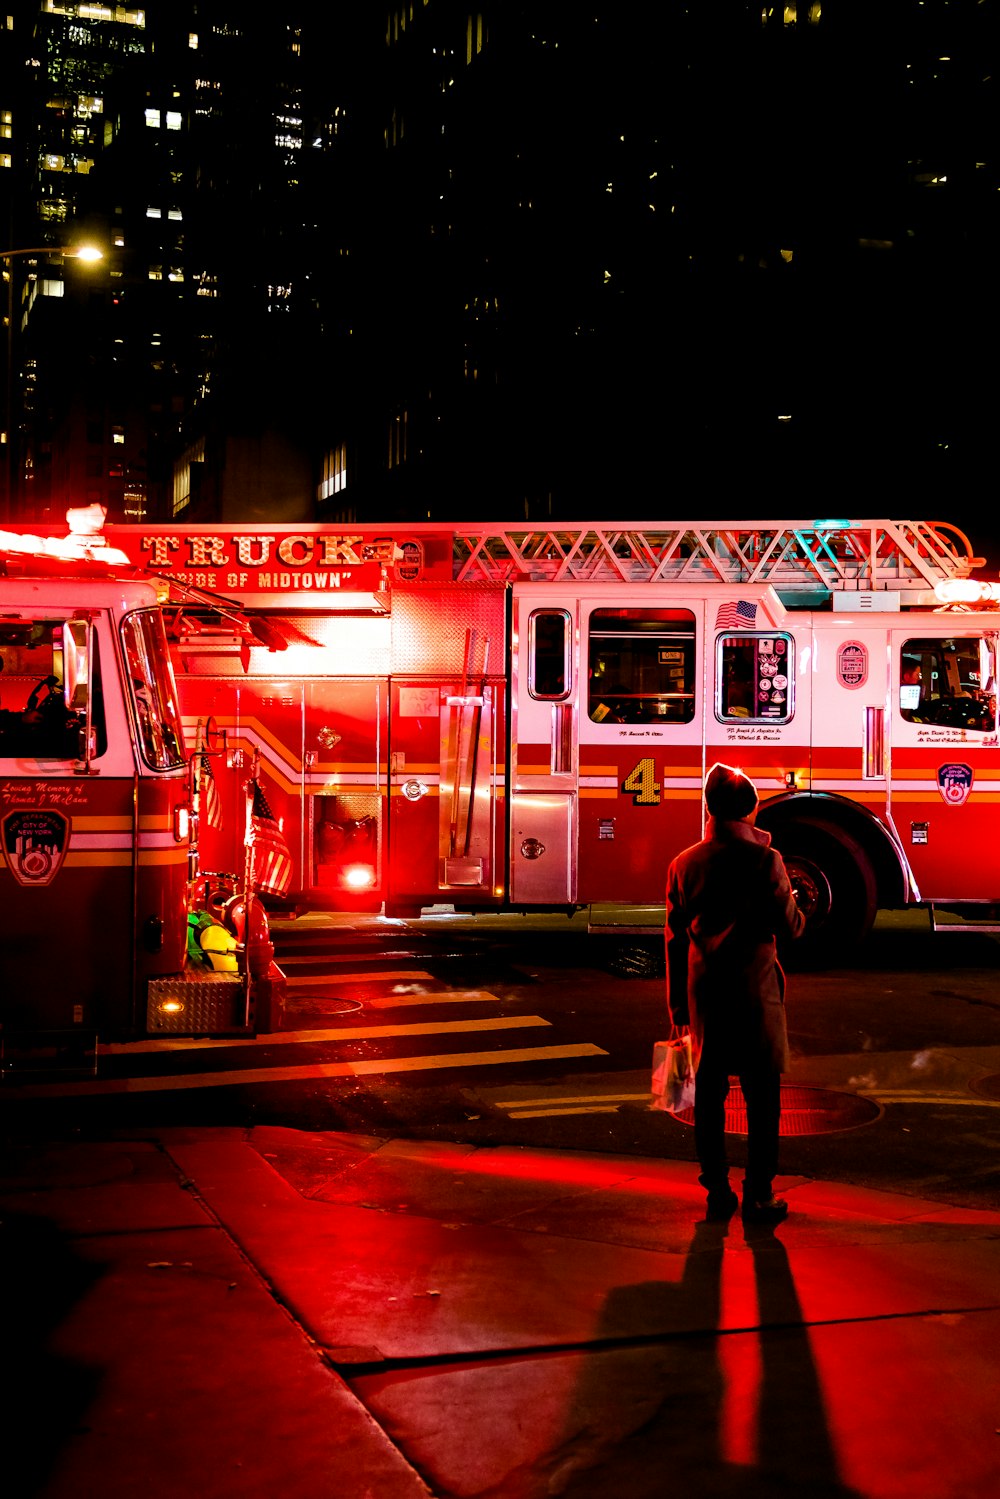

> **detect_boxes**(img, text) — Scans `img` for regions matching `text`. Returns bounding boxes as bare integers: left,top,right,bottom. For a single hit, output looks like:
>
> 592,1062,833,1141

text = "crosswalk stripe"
6,1043,609,1098
277,952,425,966
364,990,500,1009
100,995,516,1053
509,1104,627,1118
502,1090,652,1119
860,1092,1000,1107
283,969,436,986
499,1091,648,1109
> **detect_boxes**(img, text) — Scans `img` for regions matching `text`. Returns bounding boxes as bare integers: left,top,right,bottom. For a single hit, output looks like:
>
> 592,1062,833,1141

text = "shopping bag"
651,1030,696,1114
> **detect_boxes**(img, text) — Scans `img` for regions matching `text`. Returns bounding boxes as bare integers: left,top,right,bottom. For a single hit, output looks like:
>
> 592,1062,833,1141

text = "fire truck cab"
0,575,193,1042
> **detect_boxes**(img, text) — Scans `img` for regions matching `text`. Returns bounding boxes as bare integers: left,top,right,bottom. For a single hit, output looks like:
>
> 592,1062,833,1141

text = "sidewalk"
2,1125,1000,1499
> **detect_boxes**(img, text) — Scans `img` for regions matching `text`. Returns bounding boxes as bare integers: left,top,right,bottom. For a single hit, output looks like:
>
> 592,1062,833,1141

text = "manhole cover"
673,1083,879,1137
970,1073,1000,1101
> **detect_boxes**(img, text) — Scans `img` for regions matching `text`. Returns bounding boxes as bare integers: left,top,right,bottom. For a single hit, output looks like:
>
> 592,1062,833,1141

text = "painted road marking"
283,970,437,986
276,952,427,966
99,1001,530,1061
497,1090,651,1119
859,1091,1000,1107
6,1043,609,1098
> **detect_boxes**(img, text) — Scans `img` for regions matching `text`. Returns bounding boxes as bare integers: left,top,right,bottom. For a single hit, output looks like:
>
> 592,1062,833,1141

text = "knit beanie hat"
704,762,758,821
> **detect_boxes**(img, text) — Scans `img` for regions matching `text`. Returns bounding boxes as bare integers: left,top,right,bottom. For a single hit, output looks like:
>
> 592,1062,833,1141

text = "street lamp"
2,243,104,520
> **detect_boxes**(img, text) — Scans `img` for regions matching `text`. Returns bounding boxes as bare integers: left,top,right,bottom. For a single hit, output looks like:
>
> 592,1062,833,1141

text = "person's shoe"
705,1186,740,1220
742,1193,789,1225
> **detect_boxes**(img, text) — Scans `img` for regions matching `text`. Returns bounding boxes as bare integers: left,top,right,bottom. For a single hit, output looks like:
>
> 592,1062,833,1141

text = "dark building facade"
327,2,998,527
1,3,997,532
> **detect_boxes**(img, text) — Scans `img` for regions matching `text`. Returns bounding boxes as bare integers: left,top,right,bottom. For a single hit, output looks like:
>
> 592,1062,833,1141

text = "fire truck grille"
146,972,249,1035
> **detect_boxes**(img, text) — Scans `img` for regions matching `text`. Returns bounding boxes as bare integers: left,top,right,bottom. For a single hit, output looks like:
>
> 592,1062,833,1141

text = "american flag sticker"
715,599,758,629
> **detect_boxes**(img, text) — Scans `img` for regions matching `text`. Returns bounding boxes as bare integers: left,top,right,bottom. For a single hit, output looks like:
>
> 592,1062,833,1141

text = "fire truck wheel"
772,821,877,966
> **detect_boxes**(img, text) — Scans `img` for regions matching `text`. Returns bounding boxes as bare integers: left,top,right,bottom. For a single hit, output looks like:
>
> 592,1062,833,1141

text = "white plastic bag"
651,1031,696,1114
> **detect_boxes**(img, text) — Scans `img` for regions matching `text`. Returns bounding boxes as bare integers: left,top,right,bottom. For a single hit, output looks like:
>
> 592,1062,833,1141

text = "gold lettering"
277,535,312,566
141,536,180,566
319,534,364,565
235,536,273,566
187,535,227,566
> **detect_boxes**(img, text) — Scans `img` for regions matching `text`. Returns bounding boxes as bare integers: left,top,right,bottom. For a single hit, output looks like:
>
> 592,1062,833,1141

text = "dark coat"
665,816,805,1073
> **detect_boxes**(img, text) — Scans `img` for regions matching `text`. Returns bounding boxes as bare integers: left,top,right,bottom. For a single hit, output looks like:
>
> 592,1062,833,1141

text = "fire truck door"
576,593,706,906
389,677,499,906
810,623,888,813
889,625,998,900
510,596,577,902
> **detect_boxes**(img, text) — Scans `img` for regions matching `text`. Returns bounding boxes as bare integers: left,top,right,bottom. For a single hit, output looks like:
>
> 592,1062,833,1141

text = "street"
4,910,1000,1215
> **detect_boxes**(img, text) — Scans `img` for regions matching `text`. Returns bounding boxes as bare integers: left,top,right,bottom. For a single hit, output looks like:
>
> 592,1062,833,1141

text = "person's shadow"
536,1215,865,1498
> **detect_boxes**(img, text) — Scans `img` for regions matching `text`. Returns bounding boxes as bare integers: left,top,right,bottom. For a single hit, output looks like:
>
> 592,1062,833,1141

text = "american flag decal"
715,599,758,629
200,751,223,831
250,781,294,896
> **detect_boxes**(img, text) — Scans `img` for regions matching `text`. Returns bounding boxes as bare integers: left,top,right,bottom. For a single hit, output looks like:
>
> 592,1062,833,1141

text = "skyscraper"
1,0,345,523
2,3,996,534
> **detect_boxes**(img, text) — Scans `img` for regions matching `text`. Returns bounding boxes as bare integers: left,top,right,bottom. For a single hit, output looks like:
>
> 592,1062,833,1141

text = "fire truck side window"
587,607,695,724
717,634,794,723
528,609,572,699
0,618,106,759
121,610,186,769
901,637,996,732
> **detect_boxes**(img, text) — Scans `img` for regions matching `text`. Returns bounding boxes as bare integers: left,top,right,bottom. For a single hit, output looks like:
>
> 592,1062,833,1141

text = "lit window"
166,111,182,130
146,206,161,218
0,154,10,170
167,207,182,220
145,108,160,127
148,265,162,280
188,31,198,48
167,266,184,281
112,426,125,444
320,443,347,499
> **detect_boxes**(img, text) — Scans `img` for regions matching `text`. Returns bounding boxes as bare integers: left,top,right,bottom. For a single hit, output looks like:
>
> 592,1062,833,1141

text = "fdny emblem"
937,763,973,806
1,809,70,887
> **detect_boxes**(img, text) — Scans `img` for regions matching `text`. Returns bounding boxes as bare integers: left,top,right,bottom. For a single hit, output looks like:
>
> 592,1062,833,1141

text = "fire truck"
1,513,998,1043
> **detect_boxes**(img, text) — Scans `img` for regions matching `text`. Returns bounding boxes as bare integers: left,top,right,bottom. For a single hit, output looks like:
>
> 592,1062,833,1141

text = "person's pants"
694,1059,781,1200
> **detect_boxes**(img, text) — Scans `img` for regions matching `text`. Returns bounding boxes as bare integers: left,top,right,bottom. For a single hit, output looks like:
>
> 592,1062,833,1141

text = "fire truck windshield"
121,610,186,770
0,616,106,760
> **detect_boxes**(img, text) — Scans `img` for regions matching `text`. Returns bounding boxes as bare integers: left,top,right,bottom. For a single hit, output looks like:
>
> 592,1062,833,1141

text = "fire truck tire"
772,821,877,966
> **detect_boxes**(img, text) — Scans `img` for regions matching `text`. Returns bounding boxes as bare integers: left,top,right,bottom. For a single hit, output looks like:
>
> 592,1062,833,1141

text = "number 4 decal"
622,757,661,805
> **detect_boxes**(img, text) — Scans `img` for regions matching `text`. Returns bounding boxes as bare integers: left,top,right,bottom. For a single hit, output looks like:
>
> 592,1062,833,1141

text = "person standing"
665,762,805,1224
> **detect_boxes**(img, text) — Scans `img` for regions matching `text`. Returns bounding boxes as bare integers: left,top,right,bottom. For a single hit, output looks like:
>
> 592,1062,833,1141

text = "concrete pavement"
2,1124,1000,1498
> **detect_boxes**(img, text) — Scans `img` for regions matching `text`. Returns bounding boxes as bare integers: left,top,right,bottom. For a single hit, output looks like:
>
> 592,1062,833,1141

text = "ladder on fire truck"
449,518,986,600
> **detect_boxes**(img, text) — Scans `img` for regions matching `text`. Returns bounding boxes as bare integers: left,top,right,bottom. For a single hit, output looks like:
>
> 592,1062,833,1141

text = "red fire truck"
2,513,998,1042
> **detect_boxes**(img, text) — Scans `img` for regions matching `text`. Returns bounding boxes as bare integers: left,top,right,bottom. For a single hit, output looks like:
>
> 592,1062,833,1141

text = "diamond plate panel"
391,586,506,674
147,971,250,1034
